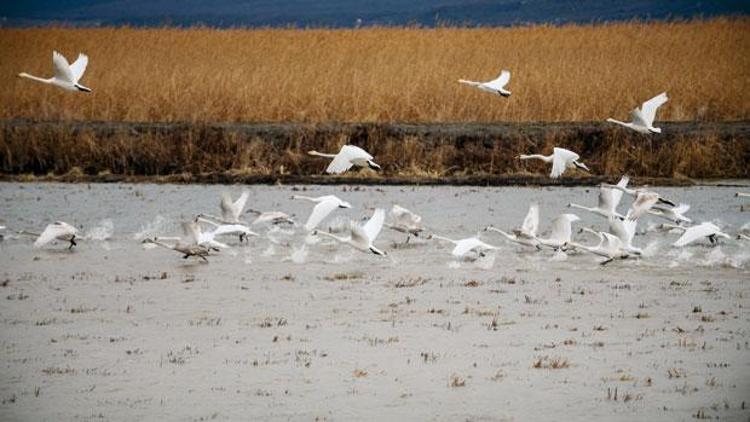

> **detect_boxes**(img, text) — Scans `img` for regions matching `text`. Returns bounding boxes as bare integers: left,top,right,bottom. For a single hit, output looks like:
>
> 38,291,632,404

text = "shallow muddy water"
0,183,749,421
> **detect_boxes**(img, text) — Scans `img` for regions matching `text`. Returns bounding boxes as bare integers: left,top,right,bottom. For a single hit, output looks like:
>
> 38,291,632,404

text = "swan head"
17,72,27,78
339,201,352,209
567,203,573,208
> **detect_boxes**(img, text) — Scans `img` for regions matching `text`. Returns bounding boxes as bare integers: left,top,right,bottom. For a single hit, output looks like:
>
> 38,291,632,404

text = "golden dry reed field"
1,18,749,123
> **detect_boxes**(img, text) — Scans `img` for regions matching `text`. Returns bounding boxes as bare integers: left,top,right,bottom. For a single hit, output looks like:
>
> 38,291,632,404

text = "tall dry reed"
0,18,748,123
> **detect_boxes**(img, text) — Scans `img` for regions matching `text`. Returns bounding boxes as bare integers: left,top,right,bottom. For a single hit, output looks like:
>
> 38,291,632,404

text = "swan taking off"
647,203,691,225
537,214,580,250
607,92,668,134
568,176,629,219
567,231,630,265
518,147,590,178
18,51,91,93
32,221,79,249
485,202,540,249
193,217,258,245
671,222,730,247
386,205,423,241
430,234,500,258
293,195,352,231
458,70,511,97
313,208,387,256
246,209,295,226
308,145,381,174
602,183,675,220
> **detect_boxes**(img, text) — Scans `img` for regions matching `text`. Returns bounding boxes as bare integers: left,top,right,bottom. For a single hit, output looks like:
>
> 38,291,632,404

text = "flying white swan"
246,209,295,226
607,92,668,134
458,70,512,97
193,217,258,244
602,184,675,220
537,214,581,250
18,51,91,93
669,222,731,247
386,205,423,241
25,221,80,249
566,231,630,265
568,176,629,219
647,203,692,225
518,147,590,178
199,191,250,225
485,202,540,249
293,195,352,231
430,234,501,258
608,215,643,255
308,145,381,174
737,233,750,241
141,237,212,262
736,192,750,198
313,208,387,256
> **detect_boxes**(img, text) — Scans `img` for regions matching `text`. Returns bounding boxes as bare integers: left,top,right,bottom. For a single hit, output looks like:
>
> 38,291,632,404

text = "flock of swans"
10,51,749,266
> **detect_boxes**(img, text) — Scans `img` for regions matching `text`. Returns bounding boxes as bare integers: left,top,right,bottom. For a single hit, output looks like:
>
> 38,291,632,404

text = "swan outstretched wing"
304,198,340,231
452,237,486,257
551,148,579,178
628,192,659,220
232,190,250,220
640,92,668,126
69,53,88,83
326,145,372,174
609,216,636,246
390,205,421,227
34,221,77,247
672,203,691,216
520,202,539,237
182,222,203,245
673,222,719,247
363,208,385,241
220,190,249,221
52,51,75,83
601,232,624,255
484,70,511,90
611,175,629,211
548,214,579,243
211,224,257,237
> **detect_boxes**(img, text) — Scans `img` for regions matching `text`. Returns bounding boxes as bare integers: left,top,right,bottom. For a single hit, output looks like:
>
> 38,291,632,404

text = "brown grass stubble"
0,18,748,123
1,121,747,180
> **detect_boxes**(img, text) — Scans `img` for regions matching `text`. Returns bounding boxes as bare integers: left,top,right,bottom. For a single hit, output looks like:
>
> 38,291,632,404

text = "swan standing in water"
18,51,91,93
23,221,80,249
458,70,512,97
537,214,581,250
668,222,731,247
293,195,352,231
518,147,590,178
485,202,541,249
602,184,675,220
308,145,381,174
607,92,668,134
430,234,501,258
386,205,423,242
312,208,387,256
568,176,629,219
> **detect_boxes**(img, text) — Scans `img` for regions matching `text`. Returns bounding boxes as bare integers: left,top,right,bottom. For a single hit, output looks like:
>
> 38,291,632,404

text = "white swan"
308,145,381,174
28,221,79,249
607,92,668,134
293,195,352,231
736,192,750,198
430,234,500,258
458,70,511,97
485,202,540,249
670,222,731,247
313,208,387,256
647,203,692,225
141,237,212,262
568,176,629,219
386,205,423,241
194,217,258,244
246,209,295,226
567,231,630,265
602,184,675,220
609,215,642,255
537,214,580,250
18,51,91,93
518,147,590,178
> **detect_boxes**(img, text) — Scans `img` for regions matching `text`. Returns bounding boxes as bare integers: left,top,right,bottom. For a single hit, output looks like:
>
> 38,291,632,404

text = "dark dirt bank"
1,119,748,185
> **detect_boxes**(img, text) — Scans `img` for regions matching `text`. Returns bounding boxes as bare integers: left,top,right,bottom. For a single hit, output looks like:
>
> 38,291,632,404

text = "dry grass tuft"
1,19,748,123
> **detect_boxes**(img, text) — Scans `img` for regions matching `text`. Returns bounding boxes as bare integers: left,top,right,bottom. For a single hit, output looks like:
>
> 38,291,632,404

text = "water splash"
289,244,308,264
133,215,169,241
86,219,114,241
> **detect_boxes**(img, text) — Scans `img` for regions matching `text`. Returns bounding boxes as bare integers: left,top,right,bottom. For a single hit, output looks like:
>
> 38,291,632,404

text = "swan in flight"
537,214,580,250
18,51,91,93
670,222,731,247
602,184,675,220
566,231,630,265
246,209,295,226
199,191,250,225
26,221,80,249
430,234,500,258
458,70,511,97
485,202,541,249
141,238,212,262
308,145,381,174
607,92,668,134
293,195,352,231
647,203,692,225
313,208,387,256
386,205,423,241
568,176,629,219
194,217,258,244
609,215,642,255
736,192,750,198
518,147,590,178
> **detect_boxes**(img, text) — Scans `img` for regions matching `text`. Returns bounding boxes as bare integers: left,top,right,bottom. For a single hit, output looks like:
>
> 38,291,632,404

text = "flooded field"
1,182,749,421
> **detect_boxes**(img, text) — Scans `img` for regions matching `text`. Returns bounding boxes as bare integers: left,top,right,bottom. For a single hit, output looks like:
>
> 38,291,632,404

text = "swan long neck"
606,118,631,128
292,195,316,202
18,73,52,84
307,151,337,158
519,154,552,163
568,203,591,212
316,230,348,243
195,216,220,227
486,227,514,240
430,234,455,244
